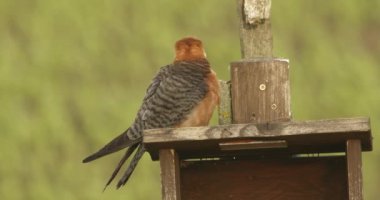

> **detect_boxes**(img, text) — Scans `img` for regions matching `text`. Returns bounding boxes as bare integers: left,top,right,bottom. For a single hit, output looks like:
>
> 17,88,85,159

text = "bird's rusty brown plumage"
83,37,220,189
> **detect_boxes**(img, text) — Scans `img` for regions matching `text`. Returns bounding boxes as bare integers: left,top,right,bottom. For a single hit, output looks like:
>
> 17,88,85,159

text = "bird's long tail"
82,123,145,188
116,144,146,189
82,128,141,163
103,143,140,191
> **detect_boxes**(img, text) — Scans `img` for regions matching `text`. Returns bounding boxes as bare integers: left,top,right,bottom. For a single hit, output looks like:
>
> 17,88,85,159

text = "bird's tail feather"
82,128,141,163
116,144,146,189
103,143,139,191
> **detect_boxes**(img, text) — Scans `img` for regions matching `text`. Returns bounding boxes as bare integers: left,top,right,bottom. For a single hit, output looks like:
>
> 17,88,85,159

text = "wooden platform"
143,117,372,160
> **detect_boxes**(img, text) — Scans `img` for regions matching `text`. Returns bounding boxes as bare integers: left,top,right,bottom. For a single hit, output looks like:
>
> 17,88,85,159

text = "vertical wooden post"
346,139,363,200
159,149,181,200
237,0,273,58
232,0,290,124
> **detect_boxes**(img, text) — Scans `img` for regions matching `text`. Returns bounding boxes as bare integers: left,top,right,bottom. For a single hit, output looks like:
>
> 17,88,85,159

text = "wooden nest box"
143,0,373,199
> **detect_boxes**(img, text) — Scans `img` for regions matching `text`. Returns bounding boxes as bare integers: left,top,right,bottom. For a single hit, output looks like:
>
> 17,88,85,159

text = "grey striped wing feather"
136,61,210,132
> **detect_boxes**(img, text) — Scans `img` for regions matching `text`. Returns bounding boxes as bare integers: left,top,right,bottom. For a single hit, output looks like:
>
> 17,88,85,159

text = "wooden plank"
145,117,370,142
143,117,372,159
237,0,273,58
181,156,347,200
346,139,363,200
159,149,181,200
218,80,232,125
231,59,291,124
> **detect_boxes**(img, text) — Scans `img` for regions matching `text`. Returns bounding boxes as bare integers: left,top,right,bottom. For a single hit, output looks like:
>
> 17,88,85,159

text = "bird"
82,37,220,190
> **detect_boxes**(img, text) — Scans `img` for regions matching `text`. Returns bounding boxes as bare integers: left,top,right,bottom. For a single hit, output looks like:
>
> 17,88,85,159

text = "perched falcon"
83,37,220,189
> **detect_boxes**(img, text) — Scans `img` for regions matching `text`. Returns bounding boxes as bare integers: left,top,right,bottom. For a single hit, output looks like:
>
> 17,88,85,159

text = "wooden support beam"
159,150,181,200
346,139,363,200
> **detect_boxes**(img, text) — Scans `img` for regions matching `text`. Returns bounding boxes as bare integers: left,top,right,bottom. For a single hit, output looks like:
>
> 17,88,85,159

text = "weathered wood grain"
143,117,372,160
237,0,273,58
346,140,363,200
159,150,181,200
231,58,291,123
144,117,370,145
243,0,271,24
181,157,347,200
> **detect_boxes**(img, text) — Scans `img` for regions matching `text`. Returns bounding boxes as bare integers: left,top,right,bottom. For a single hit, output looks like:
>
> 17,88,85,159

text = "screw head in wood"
259,84,266,90
271,104,277,110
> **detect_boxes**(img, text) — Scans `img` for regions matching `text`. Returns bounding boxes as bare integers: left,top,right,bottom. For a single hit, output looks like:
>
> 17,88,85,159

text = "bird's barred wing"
137,61,210,131
82,61,209,164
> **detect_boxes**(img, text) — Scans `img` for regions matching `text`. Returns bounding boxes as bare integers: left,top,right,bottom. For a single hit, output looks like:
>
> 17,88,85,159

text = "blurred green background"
0,0,379,199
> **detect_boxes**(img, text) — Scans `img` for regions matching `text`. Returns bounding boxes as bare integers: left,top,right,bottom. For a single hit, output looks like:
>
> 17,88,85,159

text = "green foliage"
0,0,379,199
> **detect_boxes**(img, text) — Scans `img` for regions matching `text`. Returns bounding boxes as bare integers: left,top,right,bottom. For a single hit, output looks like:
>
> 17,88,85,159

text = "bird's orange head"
174,37,207,62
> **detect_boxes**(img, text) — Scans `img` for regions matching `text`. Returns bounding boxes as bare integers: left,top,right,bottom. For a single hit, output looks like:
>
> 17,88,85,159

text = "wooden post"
232,0,290,124
237,0,273,58
159,150,181,200
346,139,363,200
